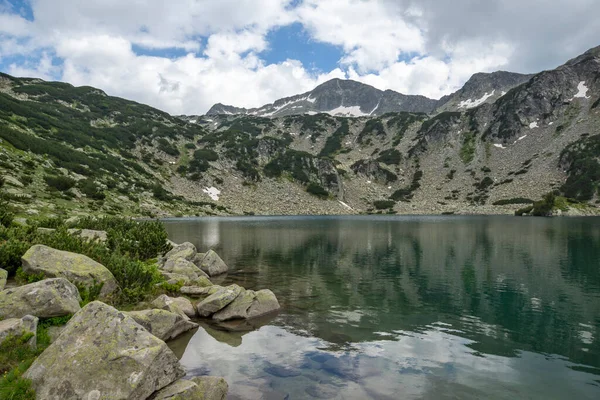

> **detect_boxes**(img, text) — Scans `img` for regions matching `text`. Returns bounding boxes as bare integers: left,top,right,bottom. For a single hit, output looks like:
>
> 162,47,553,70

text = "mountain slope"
1,45,599,219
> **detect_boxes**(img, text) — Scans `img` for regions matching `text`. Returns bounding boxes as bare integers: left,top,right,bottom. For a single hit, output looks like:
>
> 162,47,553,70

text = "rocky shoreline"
0,226,280,399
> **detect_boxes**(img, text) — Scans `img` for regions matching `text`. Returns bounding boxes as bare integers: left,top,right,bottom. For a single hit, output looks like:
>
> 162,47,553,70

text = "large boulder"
162,258,209,282
24,301,185,400
126,309,198,341
196,284,243,318
191,376,229,400
163,242,197,263
0,315,38,349
198,250,229,277
67,228,108,243
0,268,7,291
180,285,220,299
152,295,196,319
21,245,118,299
160,272,211,288
0,278,81,319
213,289,280,322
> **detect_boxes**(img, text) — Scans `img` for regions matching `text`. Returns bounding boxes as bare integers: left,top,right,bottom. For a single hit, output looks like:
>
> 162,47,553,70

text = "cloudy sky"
1,0,599,115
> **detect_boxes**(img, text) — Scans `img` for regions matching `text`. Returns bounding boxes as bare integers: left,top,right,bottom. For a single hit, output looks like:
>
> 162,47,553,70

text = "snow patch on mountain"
572,81,590,100
203,187,221,201
327,105,367,117
458,90,496,109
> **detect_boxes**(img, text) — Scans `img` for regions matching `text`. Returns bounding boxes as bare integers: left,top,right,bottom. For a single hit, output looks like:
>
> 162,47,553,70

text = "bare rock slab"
0,278,81,319
24,301,185,400
126,309,198,341
21,244,118,299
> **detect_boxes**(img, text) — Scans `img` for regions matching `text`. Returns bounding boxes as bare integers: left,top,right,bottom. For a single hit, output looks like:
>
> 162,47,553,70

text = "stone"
21,244,118,299
150,379,200,399
163,242,197,263
67,228,108,243
46,325,66,344
190,376,229,400
64,216,81,226
126,309,198,341
213,289,280,322
3,175,23,187
162,258,209,282
24,301,185,400
0,278,81,319
192,252,207,268
180,285,220,298
152,295,196,319
198,250,229,277
0,315,38,349
0,268,7,291
196,284,243,317
37,227,56,235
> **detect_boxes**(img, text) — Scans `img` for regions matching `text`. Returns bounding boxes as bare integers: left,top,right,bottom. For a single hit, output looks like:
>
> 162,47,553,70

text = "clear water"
163,216,600,400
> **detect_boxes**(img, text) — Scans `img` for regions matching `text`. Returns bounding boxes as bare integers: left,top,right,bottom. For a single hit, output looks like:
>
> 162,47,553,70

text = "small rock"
190,376,229,400
126,309,198,341
65,216,81,226
67,228,108,243
0,278,81,319
0,315,38,349
0,268,7,291
21,244,118,299
24,301,185,400
199,250,229,277
196,284,244,317
152,295,196,319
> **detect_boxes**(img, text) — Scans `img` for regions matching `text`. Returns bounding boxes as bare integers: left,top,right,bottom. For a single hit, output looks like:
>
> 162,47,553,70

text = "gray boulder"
67,228,108,243
0,278,81,319
163,242,197,263
150,379,199,399
152,295,196,319
126,309,198,341
196,284,243,317
162,258,209,282
180,285,220,299
191,376,229,400
21,244,118,299
0,268,7,291
198,250,229,277
24,301,185,400
192,252,206,267
0,314,38,349
213,289,280,322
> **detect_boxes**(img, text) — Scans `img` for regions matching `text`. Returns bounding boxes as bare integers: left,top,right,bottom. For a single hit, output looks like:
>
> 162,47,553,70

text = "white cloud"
0,0,598,114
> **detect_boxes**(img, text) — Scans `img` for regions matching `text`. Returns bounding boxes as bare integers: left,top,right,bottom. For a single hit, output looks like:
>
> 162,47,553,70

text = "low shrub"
44,175,76,192
374,200,396,210
493,198,534,206
306,183,329,199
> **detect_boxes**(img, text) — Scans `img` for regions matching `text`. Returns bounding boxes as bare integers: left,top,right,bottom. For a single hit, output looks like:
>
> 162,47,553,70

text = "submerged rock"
198,250,229,277
213,289,280,321
126,309,198,341
0,315,38,349
21,244,118,299
0,278,81,319
152,294,196,319
0,268,7,291
25,301,185,400
196,284,243,317
190,376,229,400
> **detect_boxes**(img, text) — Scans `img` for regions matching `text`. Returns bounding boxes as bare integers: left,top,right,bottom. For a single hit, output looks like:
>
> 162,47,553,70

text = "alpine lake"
163,216,600,400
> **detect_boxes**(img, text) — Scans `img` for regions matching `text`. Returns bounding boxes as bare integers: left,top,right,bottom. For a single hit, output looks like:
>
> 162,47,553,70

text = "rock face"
191,377,229,400
21,244,118,299
151,295,196,319
198,250,229,277
196,284,243,317
213,289,280,322
0,268,7,291
25,301,185,400
0,314,38,349
0,278,81,319
126,309,198,341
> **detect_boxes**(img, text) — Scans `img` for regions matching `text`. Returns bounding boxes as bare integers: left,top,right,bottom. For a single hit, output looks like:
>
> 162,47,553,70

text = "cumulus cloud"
0,0,598,114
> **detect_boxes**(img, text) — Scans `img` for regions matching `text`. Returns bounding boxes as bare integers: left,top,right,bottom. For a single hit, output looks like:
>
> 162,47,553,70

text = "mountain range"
0,45,599,219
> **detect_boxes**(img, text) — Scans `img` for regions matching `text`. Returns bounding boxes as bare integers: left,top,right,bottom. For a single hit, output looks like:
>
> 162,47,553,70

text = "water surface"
164,216,600,399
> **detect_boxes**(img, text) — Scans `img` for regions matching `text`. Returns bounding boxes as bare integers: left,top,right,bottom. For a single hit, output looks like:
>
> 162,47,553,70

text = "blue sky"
0,0,598,114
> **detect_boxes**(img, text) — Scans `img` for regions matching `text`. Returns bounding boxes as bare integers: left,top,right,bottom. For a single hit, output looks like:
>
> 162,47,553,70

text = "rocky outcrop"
0,268,7,291
196,284,243,317
21,244,118,299
198,250,229,277
213,289,280,322
126,309,198,341
151,295,196,319
0,278,81,319
25,301,185,400
191,376,229,400
0,314,38,349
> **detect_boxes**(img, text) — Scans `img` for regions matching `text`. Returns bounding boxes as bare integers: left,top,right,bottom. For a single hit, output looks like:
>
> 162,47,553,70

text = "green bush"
460,133,476,164
306,183,329,199
493,198,534,206
374,200,396,210
156,138,180,156
44,175,76,192
152,184,171,201
0,239,31,276
78,179,106,200
377,149,402,165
